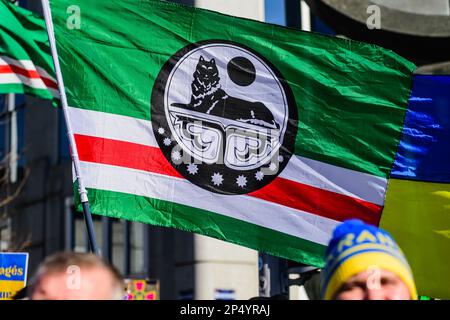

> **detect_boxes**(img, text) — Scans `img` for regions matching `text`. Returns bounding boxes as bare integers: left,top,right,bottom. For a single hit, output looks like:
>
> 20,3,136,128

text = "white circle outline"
164,43,289,168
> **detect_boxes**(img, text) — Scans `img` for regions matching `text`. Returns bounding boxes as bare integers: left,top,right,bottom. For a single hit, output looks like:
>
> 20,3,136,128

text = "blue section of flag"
0,252,28,281
391,75,450,183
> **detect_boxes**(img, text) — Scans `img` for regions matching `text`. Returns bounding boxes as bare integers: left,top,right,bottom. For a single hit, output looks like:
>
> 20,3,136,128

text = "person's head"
321,219,417,300
29,252,124,300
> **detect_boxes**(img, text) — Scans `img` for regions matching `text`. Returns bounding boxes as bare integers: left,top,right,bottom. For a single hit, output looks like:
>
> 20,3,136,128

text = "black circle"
227,56,256,87
151,40,298,195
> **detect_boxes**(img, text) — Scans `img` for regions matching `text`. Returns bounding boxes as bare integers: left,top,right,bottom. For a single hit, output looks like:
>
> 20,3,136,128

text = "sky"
264,0,286,26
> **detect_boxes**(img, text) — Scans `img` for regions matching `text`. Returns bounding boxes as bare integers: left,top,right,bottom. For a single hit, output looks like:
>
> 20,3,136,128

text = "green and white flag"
0,0,57,99
46,0,415,266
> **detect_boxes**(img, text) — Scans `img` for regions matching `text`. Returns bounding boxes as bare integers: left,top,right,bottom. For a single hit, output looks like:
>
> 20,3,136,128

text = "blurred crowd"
11,219,417,300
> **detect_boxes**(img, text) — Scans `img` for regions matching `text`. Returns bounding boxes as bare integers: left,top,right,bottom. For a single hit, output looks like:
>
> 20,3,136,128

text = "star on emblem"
157,127,165,135
163,137,172,146
172,150,181,162
211,172,224,186
187,163,198,175
255,171,264,181
269,162,277,172
236,175,247,188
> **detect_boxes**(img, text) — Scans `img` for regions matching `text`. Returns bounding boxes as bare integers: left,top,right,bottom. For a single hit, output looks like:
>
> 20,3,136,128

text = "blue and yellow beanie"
321,219,417,300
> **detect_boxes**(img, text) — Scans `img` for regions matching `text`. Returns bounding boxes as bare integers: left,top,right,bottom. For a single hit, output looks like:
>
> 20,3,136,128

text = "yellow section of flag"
381,178,450,299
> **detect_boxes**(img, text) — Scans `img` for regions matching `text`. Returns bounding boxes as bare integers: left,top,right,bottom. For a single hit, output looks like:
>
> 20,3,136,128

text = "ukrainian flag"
381,75,450,299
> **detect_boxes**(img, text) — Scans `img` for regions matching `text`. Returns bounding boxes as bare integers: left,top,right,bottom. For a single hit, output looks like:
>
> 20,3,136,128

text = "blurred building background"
0,0,448,299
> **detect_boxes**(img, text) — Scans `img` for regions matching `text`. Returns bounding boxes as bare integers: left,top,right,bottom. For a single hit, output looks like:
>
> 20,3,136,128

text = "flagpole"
8,2,18,184
40,0,99,254
7,93,18,183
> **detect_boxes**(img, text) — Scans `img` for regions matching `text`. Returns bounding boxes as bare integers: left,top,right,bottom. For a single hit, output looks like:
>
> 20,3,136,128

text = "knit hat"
321,219,417,300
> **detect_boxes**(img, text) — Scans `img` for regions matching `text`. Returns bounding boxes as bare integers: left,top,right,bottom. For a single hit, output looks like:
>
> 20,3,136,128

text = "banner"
125,279,159,300
0,0,57,99
381,75,450,299
0,252,28,300
48,0,414,266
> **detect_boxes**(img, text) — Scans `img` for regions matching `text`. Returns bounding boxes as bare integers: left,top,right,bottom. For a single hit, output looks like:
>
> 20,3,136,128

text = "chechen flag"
47,0,415,266
0,0,58,100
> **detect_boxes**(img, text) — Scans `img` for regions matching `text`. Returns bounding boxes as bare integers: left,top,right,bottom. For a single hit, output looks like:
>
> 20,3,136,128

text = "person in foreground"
29,251,124,300
321,219,418,300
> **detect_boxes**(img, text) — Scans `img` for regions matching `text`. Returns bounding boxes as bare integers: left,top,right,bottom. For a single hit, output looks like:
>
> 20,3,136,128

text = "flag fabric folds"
48,0,415,267
381,75,450,299
0,0,57,99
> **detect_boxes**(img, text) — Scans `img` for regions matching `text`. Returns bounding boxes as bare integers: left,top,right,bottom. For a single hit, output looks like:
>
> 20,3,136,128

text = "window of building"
64,196,146,278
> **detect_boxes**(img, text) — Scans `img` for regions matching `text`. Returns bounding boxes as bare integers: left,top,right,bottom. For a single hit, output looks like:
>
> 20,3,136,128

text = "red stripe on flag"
0,64,39,78
75,134,382,223
41,77,58,90
248,177,382,225
0,64,58,89
75,134,183,179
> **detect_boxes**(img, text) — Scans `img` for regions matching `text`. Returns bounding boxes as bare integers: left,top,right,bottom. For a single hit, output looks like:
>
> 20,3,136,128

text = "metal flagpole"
7,93,18,183
8,0,19,184
41,0,99,254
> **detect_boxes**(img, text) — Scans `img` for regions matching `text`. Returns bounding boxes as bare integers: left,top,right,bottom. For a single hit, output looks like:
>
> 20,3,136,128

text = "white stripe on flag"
0,73,47,89
0,55,57,84
69,106,157,147
283,156,387,206
0,73,59,97
0,55,37,69
79,161,338,245
68,106,387,205
36,66,57,83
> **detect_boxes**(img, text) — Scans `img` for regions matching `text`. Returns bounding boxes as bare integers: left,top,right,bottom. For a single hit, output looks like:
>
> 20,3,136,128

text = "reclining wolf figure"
171,56,279,130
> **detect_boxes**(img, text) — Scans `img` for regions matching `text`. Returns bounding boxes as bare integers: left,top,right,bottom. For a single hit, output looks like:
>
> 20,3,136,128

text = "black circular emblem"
151,40,298,195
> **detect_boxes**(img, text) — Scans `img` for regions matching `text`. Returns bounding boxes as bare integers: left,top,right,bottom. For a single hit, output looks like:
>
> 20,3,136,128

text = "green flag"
0,0,57,99
48,0,415,266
